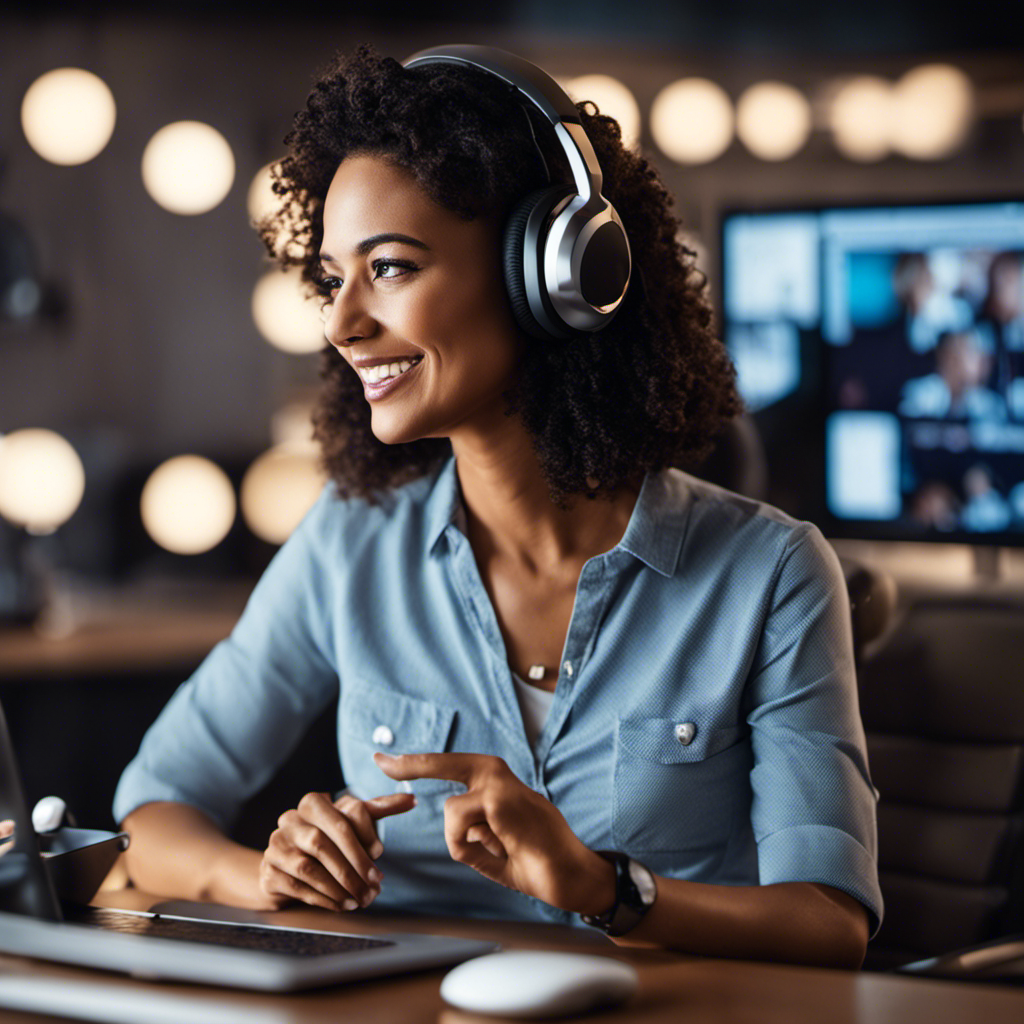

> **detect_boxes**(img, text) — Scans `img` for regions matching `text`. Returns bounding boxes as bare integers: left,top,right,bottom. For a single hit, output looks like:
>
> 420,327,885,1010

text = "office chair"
856,598,1024,972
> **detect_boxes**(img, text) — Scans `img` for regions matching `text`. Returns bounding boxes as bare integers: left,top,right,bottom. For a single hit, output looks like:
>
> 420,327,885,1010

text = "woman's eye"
372,258,415,280
316,275,341,295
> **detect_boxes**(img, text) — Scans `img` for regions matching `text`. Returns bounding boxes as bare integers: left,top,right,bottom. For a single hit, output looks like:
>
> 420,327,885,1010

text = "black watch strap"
580,851,657,936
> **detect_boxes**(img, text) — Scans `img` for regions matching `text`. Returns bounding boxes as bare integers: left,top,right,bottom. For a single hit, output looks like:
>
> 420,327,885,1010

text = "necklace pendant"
527,664,546,681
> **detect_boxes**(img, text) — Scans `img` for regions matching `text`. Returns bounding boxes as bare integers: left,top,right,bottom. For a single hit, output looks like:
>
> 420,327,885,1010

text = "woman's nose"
320,284,376,347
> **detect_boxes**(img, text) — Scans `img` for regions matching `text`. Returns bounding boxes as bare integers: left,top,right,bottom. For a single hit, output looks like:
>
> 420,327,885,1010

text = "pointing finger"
373,751,492,784
360,792,419,819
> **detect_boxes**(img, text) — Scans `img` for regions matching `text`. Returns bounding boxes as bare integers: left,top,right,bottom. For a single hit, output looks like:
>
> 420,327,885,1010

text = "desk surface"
0,581,249,679
1,889,1022,1024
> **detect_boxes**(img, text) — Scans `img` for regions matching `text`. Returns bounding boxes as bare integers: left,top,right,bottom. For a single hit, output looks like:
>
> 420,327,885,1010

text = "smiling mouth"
355,356,423,385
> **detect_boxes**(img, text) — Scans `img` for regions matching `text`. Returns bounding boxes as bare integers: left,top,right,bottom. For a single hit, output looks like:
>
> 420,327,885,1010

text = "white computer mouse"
440,950,638,1019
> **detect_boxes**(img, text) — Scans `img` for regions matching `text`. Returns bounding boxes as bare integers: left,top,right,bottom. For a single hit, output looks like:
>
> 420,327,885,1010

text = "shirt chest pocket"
340,681,459,800
612,715,752,856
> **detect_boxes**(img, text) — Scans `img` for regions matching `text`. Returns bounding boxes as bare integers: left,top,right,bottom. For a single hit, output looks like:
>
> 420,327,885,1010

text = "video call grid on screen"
720,199,1024,544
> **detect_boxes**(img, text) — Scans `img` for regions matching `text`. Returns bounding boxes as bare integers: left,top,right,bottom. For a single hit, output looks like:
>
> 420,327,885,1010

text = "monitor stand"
972,546,1004,582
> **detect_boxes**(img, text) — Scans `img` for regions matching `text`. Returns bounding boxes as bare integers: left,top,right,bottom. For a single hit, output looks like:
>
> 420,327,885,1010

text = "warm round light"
247,162,277,224
141,120,235,215
247,160,305,259
890,64,973,159
270,401,316,447
563,75,641,149
252,267,324,354
0,428,85,534
650,78,733,164
829,76,893,162
240,444,325,545
20,68,116,166
735,81,811,160
140,455,236,555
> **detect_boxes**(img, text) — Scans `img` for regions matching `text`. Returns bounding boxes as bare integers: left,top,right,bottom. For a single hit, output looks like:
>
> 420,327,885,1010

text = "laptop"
0,699,498,994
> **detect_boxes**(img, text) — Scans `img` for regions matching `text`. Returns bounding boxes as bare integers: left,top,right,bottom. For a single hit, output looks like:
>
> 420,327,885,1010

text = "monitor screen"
720,199,1024,544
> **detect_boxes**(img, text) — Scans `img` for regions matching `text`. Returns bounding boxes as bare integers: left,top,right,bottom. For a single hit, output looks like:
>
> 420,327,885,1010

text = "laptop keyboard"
69,906,394,957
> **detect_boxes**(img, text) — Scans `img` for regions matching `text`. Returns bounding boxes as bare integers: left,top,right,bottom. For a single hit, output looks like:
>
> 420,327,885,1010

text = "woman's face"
318,154,525,446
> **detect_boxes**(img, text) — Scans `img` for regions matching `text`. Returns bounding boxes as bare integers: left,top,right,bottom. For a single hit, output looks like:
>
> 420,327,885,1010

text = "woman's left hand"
373,752,614,915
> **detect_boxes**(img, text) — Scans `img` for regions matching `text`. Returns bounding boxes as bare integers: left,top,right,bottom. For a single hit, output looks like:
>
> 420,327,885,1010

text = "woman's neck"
450,420,640,576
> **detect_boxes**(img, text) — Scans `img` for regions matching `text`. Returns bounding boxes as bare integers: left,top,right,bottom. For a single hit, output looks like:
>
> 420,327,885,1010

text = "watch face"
628,859,657,906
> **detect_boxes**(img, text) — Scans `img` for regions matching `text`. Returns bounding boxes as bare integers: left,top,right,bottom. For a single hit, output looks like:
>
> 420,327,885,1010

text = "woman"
114,45,881,968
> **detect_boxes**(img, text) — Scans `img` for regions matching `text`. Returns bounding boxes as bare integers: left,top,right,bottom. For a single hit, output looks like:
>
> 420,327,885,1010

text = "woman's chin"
370,420,427,447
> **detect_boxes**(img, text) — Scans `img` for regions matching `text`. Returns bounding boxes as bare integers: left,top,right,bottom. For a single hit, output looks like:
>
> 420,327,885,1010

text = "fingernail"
370,841,384,859
342,898,358,911
368,867,382,883
361,890,377,908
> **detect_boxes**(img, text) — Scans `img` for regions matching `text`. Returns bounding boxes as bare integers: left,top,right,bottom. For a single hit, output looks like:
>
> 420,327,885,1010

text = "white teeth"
357,357,420,384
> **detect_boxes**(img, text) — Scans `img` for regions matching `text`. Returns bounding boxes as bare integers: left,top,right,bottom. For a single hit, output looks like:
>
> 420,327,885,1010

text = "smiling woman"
258,44,738,508
112,44,881,970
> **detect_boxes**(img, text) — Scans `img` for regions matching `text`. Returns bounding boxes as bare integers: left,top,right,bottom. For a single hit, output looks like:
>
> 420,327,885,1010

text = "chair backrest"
857,599,1024,969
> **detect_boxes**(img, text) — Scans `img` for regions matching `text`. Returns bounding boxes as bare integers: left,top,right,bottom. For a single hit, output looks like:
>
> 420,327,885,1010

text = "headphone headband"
403,44,581,127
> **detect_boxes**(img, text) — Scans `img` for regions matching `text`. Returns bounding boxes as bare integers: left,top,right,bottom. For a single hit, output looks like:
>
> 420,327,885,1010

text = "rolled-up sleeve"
112,489,340,832
746,524,884,936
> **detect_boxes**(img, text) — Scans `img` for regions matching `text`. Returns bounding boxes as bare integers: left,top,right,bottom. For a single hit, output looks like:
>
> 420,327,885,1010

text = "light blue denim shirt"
114,455,883,933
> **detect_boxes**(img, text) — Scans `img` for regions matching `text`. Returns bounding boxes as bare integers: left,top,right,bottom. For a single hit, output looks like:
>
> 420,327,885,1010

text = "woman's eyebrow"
320,233,430,264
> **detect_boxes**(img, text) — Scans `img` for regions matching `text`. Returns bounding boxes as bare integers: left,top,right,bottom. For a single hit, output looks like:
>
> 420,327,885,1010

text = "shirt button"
372,725,395,747
563,661,574,678
674,722,696,745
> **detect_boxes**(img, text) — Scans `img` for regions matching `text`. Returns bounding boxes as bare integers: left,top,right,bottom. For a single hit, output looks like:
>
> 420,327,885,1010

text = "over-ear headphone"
402,45,632,342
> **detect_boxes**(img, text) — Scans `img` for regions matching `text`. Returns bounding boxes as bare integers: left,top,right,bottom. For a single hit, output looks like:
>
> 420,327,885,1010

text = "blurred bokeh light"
141,120,236,215
270,400,316,448
650,78,734,164
240,443,325,545
828,75,894,162
140,455,236,555
20,68,117,166
247,160,305,260
563,74,641,149
890,63,974,159
252,267,325,354
0,428,86,535
736,81,812,160
247,161,278,225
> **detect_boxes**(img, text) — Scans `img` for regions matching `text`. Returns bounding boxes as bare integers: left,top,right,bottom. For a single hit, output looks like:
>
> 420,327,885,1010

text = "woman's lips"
359,357,423,400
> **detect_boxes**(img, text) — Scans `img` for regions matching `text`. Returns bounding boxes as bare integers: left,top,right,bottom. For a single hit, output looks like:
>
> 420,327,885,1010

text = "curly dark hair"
259,45,742,508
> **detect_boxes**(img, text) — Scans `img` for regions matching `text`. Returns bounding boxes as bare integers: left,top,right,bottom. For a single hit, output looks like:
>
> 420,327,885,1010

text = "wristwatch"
580,851,657,936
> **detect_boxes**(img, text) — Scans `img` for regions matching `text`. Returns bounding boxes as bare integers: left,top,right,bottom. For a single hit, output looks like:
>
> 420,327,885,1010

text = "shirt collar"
426,456,465,556
615,467,691,577
425,455,691,576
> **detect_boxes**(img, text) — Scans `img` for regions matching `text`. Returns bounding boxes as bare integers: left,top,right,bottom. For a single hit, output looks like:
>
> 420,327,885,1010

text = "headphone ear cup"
502,186,574,341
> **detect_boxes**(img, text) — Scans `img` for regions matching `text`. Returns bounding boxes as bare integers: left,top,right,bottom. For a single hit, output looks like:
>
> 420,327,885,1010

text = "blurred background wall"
1,1,1022,584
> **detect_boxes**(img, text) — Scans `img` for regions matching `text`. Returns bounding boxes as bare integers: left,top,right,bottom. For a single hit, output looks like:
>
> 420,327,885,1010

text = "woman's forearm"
609,874,869,969
120,801,274,909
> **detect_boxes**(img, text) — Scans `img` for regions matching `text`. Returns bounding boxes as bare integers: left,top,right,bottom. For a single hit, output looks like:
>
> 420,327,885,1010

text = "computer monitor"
720,198,1024,545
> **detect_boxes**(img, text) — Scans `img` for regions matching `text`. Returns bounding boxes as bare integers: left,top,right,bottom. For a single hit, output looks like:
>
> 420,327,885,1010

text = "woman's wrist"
207,842,278,909
566,848,618,916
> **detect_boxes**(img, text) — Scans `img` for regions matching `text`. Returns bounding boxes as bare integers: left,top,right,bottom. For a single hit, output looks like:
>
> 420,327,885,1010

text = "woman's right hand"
259,791,416,912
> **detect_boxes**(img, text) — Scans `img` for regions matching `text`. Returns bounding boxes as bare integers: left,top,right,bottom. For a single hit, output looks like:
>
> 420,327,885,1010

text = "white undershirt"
510,671,556,748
